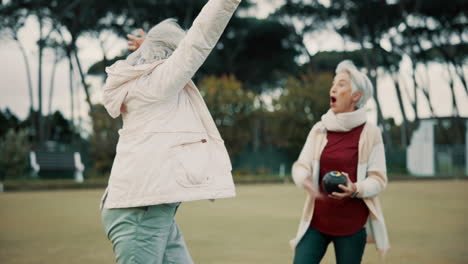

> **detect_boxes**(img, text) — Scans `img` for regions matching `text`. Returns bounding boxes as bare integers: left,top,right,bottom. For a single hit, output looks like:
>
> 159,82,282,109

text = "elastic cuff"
355,182,364,198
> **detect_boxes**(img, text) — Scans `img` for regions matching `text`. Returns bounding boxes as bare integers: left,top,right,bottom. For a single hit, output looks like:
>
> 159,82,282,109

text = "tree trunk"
48,52,59,116
69,53,76,144
345,12,381,119
412,41,437,118
390,71,409,147
68,54,75,128
46,51,59,140
416,63,437,118
16,38,34,113
409,59,419,123
37,17,45,144
445,63,460,117
15,36,35,139
436,44,468,95
345,12,392,147
382,33,411,146
72,46,93,113
453,63,468,95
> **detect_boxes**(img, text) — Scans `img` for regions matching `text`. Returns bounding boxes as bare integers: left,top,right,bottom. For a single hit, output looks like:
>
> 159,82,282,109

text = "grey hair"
126,19,186,65
335,60,373,108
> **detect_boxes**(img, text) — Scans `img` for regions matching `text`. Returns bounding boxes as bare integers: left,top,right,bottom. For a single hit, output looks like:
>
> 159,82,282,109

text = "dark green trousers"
293,227,367,264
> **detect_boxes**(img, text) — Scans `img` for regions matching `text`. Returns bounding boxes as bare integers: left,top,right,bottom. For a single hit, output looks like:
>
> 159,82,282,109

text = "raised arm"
151,0,241,99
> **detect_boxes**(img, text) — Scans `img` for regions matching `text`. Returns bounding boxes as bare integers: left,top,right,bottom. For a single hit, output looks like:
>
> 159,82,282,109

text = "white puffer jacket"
100,0,241,209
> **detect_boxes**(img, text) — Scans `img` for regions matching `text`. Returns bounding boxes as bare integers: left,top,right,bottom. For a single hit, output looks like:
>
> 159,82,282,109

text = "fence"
435,144,466,177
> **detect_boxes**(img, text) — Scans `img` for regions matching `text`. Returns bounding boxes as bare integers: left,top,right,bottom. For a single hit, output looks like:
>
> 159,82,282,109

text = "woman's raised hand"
127,29,146,51
120,103,128,114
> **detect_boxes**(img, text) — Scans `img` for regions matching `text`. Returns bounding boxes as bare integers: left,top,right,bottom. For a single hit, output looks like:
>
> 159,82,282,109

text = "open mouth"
330,96,337,104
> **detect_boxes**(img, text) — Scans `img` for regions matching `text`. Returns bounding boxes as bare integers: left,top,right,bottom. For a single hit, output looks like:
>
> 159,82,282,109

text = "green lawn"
0,181,467,264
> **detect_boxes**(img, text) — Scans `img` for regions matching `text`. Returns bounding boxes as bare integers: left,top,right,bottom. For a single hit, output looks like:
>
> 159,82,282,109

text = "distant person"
291,60,390,264
99,1,241,263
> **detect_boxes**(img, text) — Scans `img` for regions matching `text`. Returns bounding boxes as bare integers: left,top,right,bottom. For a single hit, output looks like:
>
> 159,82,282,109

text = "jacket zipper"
180,139,207,147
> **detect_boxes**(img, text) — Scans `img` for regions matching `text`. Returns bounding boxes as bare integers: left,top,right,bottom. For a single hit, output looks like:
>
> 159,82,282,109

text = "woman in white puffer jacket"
100,1,241,263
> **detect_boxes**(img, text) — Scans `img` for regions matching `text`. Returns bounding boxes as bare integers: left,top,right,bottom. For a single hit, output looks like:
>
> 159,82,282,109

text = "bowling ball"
322,171,347,194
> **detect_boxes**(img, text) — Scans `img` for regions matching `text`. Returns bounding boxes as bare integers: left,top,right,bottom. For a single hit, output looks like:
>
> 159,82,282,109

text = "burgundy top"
310,124,369,236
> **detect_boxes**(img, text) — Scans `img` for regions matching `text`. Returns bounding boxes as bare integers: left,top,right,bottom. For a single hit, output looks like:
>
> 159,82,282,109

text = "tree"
45,111,81,144
198,17,304,92
1,0,83,143
397,0,468,139
0,129,30,181
0,109,21,139
274,0,468,148
275,0,398,147
88,104,121,176
0,6,35,136
198,75,256,158
46,0,108,113
267,69,332,156
44,38,67,141
89,14,304,94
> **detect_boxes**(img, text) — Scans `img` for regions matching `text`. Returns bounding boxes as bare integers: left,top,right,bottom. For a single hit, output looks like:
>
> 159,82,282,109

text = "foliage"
266,69,333,156
88,16,304,93
0,129,30,181
275,0,468,148
44,111,81,143
199,75,256,158
307,49,399,72
87,104,121,176
198,17,303,92
0,0,466,177
0,108,20,139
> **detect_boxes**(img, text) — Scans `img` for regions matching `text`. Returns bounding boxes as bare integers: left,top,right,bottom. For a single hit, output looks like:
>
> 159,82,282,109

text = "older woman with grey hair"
99,1,241,263
291,60,390,264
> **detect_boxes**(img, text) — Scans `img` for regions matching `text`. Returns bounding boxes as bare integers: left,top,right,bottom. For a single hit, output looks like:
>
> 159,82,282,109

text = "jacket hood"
102,60,162,118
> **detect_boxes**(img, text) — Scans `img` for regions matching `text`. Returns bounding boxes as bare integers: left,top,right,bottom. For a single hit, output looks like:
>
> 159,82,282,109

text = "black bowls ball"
322,171,347,194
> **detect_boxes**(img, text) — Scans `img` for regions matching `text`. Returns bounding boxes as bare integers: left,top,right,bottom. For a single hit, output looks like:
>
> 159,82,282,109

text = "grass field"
1,181,467,264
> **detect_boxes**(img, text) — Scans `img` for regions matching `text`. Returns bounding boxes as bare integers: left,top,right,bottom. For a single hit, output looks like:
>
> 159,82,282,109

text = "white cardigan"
291,121,390,256
100,0,241,209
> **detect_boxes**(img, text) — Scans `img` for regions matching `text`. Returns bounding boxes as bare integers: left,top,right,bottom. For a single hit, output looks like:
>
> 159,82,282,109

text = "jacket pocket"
172,138,212,187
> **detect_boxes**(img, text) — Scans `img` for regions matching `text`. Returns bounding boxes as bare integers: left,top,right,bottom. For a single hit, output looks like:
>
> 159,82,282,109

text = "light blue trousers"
101,203,193,264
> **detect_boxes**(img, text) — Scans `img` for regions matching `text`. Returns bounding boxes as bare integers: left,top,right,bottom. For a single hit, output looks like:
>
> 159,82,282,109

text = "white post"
29,152,40,178
407,120,436,176
466,120,468,176
74,152,85,183
279,163,285,178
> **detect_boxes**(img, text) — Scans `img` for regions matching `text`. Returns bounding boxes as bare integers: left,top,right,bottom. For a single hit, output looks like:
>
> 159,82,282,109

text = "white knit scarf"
321,108,367,132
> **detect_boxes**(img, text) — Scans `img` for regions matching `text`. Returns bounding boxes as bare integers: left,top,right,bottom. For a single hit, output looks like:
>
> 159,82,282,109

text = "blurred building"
407,117,467,177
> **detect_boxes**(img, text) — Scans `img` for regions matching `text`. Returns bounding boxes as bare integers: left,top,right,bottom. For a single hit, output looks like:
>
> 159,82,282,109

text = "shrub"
0,129,30,180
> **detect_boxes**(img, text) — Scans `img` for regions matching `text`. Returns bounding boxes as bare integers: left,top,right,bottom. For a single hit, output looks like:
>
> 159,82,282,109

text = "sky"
0,0,467,134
